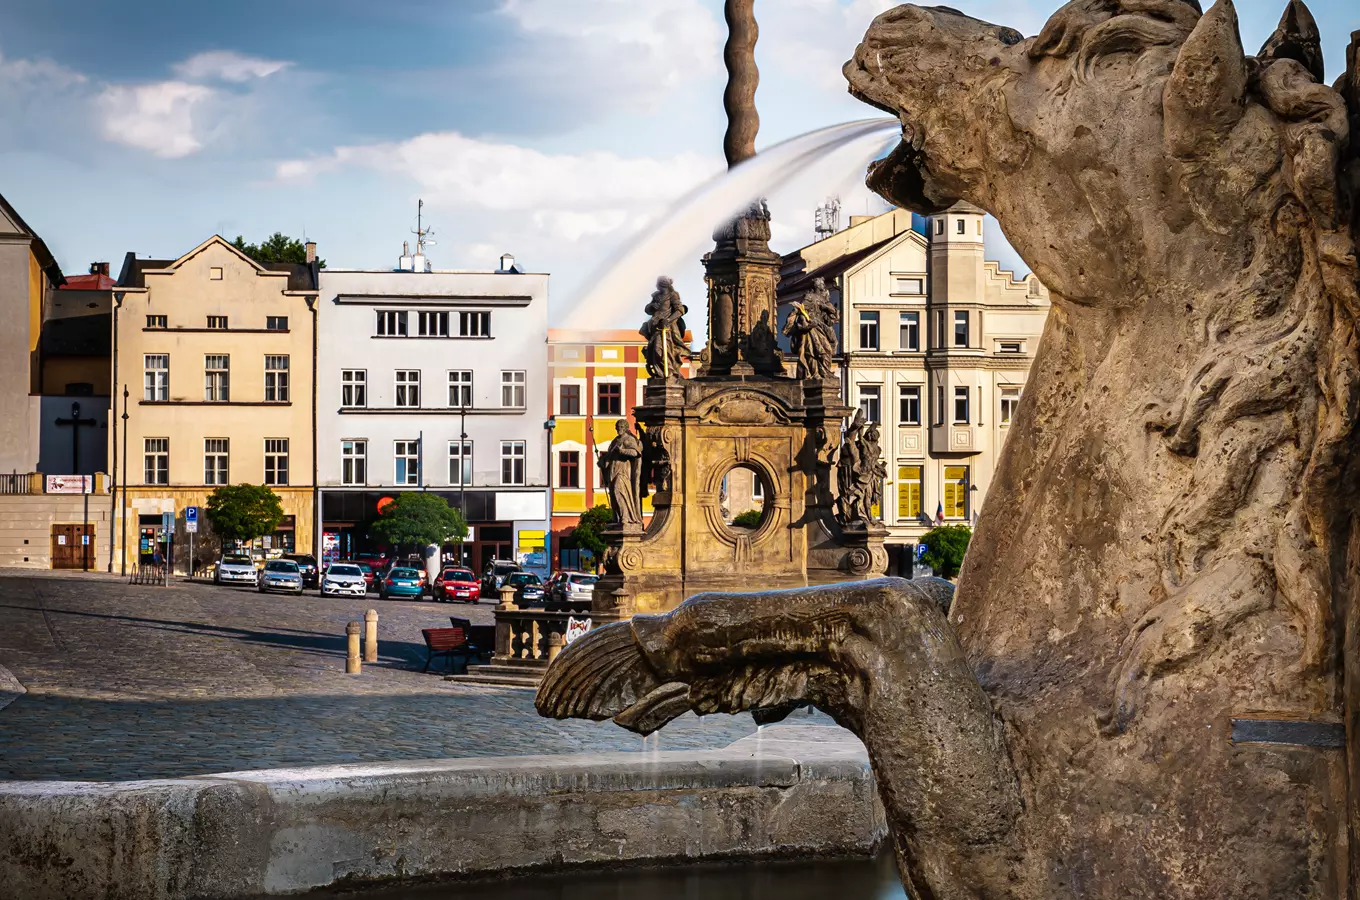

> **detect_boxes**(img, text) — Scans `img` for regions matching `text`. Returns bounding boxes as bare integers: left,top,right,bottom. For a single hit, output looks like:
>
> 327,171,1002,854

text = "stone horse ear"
1163,0,1247,160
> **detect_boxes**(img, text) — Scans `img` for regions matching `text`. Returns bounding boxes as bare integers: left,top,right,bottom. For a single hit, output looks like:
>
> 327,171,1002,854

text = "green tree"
204,484,285,547
231,232,325,268
918,524,972,580
568,504,613,558
732,509,763,529
369,492,467,553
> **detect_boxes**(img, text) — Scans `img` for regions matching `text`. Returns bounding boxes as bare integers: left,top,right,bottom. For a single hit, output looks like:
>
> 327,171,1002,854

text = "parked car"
215,554,258,587
258,559,304,595
551,571,599,604
320,563,368,598
506,571,545,606
480,560,521,598
379,567,425,600
433,567,479,603
282,554,319,587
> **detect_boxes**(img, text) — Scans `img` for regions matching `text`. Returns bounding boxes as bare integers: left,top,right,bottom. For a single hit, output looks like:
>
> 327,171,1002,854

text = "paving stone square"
0,570,783,781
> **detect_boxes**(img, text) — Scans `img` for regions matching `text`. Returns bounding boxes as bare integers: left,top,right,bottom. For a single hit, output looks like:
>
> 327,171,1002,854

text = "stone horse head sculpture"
540,2,1360,897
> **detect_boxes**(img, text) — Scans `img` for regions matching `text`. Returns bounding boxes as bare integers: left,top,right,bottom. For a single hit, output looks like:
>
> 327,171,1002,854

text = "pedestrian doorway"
51,524,95,570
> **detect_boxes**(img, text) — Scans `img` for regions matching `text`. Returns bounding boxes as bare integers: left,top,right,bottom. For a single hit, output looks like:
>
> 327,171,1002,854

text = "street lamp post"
544,415,556,571
120,385,129,576
459,406,468,567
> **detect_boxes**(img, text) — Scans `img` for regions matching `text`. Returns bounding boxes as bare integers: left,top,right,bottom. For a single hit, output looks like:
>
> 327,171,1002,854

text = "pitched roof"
60,272,116,291
0,192,64,289
115,236,319,292
777,234,902,299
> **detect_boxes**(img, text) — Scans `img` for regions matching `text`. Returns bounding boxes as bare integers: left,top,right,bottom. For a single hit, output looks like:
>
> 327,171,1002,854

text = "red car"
355,562,376,592
434,567,479,603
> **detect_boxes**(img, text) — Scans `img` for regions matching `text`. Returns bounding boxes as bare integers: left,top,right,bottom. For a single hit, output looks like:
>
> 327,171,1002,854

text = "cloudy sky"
2,0,1356,326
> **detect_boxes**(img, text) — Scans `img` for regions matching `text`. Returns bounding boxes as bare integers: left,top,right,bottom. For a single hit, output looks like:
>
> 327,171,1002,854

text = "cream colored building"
110,236,319,572
779,206,1050,573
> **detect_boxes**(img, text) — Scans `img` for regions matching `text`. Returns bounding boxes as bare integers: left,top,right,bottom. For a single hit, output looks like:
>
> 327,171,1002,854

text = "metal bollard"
346,621,362,674
546,631,565,663
364,608,378,663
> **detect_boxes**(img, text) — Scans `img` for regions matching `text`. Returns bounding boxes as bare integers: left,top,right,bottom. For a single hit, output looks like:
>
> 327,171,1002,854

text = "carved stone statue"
833,409,869,525
542,1,1360,897
640,277,688,379
782,277,838,380
598,419,643,529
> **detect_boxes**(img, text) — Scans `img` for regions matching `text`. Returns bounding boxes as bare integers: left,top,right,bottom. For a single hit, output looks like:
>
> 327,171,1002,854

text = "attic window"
210,267,223,280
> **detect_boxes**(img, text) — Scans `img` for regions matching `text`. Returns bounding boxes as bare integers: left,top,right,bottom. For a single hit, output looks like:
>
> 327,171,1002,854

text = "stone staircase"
446,656,548,689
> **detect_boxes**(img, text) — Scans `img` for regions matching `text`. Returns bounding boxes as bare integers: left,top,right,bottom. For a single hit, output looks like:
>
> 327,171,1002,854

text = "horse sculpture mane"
540,2,1360,896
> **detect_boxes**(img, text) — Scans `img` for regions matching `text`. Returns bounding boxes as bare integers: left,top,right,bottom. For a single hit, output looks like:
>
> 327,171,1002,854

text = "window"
207,316,228,329
376,310,407,336
448,370,473,407
999,342,1022,354
859,311,880,350
956,219,966,234
899,385,921,425
897,465,923,520
266,316,288,331
460,311,490,337
205,354,230,402
146,315,166,329
418,311,449,336
596,382,621,416
936,385,946,425
394,440,420,486
341,370,366,408
449,440,472,486
944,465,970,519
395,370,420,407
558,450,580,488
899,312,919,351
143,354,169,401
935,219,944,236
502,370,525,408
264,439,289,485
1000,388,1022,426
204,438,229,486
559,384,581,416
953,311,969,348
209,267,223,280
264,355,290,402
858,385,881,424
953,386,970,424
144,438,168,485
894,277,923,294
341,440,367,485
501,441,527,486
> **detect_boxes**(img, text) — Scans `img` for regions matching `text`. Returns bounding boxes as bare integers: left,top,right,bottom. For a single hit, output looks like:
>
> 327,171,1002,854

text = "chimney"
498,253,517,274
305,241,317,264
90,262,110,276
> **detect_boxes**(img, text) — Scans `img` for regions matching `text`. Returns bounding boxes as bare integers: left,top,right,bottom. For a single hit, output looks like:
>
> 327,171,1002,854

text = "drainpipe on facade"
120,384,128,576
307,291,319,567
109,291,122,572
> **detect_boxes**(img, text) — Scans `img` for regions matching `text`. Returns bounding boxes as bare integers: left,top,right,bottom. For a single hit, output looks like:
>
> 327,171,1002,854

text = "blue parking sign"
186,506,197,523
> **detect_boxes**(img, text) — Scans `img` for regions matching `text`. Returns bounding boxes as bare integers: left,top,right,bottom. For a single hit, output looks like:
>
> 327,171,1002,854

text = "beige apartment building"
779,205,1050,573
110,236,319,572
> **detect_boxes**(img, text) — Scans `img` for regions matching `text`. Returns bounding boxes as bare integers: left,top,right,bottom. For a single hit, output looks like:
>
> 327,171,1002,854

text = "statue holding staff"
598,419,643,528
640,276,688,379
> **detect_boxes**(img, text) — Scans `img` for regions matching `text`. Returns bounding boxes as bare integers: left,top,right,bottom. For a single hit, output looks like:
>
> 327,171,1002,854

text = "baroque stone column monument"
544,2,1360,898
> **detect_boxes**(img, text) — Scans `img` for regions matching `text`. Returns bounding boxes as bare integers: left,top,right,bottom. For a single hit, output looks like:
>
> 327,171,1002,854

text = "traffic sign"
185,506,198,534
916,543,929,560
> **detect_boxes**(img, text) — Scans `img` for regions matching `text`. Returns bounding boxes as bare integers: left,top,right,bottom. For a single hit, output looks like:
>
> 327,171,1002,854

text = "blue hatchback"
379,567,424,600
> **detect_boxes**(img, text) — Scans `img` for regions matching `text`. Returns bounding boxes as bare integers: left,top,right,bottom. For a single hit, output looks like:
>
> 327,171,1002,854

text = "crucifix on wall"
55,401,97,475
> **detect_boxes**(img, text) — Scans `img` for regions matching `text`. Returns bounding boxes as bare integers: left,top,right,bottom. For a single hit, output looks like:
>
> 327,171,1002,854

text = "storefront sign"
45,475,91,494
564,617,592,646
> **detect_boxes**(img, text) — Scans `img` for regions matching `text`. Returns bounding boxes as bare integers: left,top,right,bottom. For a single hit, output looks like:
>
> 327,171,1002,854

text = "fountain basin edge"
0,724,886,900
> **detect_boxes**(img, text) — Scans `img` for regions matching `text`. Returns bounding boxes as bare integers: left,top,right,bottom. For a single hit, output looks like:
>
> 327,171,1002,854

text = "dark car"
433,567,479,603
506,572,545,606
282,554,318,587
480,560,521,598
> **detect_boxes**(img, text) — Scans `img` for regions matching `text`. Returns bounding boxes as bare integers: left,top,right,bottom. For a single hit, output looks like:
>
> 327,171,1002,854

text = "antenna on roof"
814,197,841,240
409,199,435,272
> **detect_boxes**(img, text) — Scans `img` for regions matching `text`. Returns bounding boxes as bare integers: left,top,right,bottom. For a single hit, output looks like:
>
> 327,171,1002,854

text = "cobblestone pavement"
0,570,786,782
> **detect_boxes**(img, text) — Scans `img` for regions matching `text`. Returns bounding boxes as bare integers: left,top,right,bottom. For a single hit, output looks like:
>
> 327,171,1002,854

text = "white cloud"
0,51,86,89
173,51,291,83
97,82,215,159
277,130,721,241
498,0,721,110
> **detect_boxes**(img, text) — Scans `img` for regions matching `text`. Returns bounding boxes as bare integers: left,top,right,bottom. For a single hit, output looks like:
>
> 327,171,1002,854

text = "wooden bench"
421,626,473,674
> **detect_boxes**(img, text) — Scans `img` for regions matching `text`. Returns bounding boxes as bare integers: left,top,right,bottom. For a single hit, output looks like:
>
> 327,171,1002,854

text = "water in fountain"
561,118,899,331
